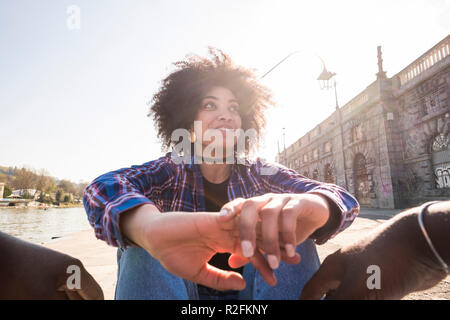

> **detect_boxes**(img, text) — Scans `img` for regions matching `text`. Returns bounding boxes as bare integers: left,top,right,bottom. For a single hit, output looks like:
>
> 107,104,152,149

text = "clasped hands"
124,193,331,291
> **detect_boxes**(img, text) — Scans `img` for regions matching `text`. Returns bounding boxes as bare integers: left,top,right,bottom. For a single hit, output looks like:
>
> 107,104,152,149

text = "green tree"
3,185,12,198
63,194,73,203
55,189,63,203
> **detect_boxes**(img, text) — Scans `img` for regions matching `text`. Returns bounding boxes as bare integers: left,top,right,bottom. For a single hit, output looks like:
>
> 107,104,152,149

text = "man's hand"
0,231,104,300
299,208,448,300
220,193,331,270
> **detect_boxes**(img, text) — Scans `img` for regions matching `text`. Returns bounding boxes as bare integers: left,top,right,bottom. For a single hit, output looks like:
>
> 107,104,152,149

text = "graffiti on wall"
435,164,450,189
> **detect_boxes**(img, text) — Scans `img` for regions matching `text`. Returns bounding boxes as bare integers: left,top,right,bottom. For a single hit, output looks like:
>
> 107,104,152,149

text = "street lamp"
317,58,339,110
316,60,349,190
263,52,349,189
317,64,336,90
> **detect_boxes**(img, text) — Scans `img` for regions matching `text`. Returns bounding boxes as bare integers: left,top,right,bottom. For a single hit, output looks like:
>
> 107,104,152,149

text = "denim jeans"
115,239,320,300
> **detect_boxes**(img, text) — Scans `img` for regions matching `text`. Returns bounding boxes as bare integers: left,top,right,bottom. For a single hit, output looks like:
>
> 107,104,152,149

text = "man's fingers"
299,252,344,300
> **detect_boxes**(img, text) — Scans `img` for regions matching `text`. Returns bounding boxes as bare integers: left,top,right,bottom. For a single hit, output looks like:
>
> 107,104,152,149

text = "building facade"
278,35,450,208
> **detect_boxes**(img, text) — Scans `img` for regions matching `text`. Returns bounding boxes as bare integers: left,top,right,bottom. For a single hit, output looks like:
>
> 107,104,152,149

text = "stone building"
278,35,450,208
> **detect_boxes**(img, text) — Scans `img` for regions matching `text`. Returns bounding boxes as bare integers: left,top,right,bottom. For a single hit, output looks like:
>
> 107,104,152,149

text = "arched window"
354,153,370,206
324,163,334,184
312,169,319,180
432,134,450,189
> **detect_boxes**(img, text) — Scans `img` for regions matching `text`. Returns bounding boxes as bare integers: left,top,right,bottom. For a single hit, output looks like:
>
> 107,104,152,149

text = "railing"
341,92,369,117
397,35,450,87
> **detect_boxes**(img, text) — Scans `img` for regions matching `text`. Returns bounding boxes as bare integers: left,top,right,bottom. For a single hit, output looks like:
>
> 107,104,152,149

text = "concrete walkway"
44,208,449,300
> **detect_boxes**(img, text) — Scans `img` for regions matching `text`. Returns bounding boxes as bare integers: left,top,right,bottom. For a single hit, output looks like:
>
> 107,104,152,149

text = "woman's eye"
230,105,240,112
204,103,216,109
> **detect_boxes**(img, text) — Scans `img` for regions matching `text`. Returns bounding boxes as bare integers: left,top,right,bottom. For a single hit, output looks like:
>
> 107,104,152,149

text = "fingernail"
267,254,279,269
285,244,296,258
219,208,230,216
241,240,254,258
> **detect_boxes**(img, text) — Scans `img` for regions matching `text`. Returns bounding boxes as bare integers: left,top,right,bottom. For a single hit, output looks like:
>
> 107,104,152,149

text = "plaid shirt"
83,152,359,249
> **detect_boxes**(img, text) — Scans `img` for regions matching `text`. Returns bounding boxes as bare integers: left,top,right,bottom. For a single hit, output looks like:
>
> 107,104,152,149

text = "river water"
0,207,91,244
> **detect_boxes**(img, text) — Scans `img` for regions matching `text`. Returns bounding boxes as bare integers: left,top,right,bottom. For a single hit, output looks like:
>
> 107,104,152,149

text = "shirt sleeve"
257,159,360,244
83,156,175,248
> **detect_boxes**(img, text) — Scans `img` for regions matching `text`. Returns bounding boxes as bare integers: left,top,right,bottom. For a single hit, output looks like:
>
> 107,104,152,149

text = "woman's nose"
217,107,233,121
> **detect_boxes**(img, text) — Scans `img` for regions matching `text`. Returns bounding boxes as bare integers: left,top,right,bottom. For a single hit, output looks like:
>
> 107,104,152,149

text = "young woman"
83,48,360,300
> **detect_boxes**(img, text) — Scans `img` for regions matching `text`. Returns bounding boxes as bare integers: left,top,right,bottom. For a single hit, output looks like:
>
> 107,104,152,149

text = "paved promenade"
44,208,449,300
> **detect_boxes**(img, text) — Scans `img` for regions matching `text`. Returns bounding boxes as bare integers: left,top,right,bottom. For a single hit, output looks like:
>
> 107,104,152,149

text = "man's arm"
0,231,103,300
300,200,450,300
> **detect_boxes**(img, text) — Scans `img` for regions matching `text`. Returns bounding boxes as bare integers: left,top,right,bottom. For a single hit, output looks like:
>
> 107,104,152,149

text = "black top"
202,176,244,276
196,176,243,298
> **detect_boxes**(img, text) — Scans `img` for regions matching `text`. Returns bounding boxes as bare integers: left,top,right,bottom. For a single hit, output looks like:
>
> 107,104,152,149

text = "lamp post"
317,61,349,190
263,52,349,190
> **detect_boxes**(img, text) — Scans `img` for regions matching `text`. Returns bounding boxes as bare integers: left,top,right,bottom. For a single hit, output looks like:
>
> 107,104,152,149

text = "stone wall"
280,35,450,208
394,65,450,207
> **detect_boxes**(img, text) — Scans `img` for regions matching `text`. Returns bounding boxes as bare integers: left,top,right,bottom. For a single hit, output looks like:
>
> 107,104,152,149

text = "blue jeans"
115,239,320,300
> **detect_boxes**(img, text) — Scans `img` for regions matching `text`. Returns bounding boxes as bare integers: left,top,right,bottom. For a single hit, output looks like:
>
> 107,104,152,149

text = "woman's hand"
220,193,331,270
120,204,279,291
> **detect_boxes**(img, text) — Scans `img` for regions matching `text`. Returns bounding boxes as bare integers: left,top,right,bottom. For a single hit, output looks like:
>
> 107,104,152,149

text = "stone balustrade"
397,35,450,87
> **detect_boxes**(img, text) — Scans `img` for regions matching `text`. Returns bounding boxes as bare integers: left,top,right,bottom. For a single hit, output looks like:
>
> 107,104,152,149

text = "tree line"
0,166,88,203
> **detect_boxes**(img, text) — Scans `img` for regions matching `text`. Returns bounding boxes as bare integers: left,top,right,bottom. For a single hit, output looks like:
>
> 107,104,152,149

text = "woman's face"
194,86,242,156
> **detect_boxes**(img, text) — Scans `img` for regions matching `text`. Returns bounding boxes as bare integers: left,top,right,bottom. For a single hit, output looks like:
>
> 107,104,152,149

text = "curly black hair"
148,47,274,155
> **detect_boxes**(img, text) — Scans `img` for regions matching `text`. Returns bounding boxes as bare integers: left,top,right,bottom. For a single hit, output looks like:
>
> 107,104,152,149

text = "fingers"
279,199,301,257
239,196,272,258
299,251,344,300
218,197,247,222
195,263,246,291
259,196,289,269
228,254,249,269
229,250,301,269
249,249,277,286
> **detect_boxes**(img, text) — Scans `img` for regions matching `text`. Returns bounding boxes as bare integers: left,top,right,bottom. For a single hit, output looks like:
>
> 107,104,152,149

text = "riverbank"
0,206,90,245
0,203,83,209
43,209,450,300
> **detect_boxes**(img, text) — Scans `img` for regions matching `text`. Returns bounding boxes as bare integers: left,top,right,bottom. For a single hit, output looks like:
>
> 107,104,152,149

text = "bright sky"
0,0,449,183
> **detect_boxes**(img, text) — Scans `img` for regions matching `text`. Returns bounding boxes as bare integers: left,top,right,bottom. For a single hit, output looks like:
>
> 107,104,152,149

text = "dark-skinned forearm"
400,201,450,274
